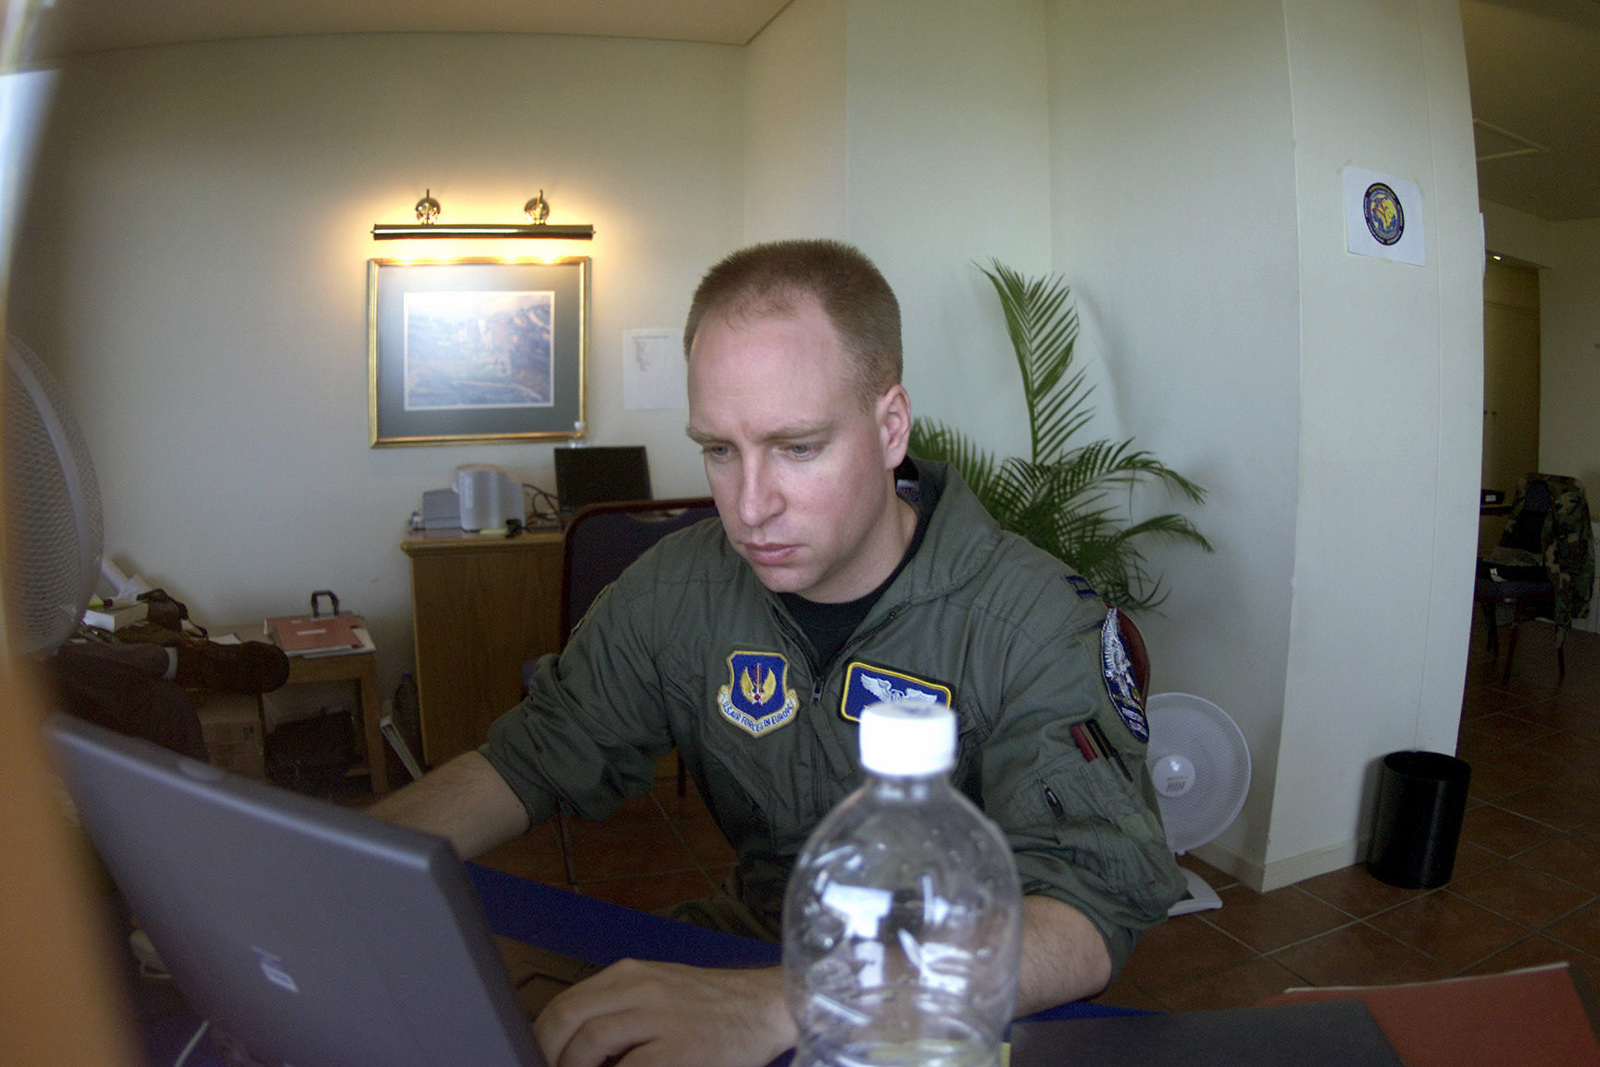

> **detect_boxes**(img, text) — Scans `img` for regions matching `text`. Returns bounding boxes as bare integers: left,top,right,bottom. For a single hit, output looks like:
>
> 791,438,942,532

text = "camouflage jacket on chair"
1484,473,1595,636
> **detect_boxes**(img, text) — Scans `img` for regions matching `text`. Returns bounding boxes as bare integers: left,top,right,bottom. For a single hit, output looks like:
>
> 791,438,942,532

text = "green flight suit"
483,461,1185,976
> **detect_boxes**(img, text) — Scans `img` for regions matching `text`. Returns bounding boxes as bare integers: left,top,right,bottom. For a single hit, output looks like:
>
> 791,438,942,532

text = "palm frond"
909,260,1212,611
980,260,1088,466
908,419,1005,519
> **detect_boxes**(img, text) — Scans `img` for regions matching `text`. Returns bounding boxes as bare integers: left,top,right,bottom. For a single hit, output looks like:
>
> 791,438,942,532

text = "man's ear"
877,384,912,468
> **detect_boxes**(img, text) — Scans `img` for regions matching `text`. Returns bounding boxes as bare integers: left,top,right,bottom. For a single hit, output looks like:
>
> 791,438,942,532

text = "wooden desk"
218,622,386,793
401,528,564,767
286,650,385,793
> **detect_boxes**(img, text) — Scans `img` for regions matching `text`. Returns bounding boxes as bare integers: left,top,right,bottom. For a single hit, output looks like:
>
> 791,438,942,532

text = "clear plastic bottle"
783,700,1023,1067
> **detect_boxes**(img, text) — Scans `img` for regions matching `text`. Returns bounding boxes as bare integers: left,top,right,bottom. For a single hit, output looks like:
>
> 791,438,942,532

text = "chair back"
1499,474,1558,554
1489,473,1595,626
559,497,719,646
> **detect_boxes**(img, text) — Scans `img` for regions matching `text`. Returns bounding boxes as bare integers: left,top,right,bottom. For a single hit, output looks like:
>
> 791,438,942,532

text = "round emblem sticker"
1363,183,1404,247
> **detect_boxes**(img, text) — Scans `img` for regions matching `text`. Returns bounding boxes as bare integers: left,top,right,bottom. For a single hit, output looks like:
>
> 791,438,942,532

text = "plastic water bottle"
783,701,1023,1067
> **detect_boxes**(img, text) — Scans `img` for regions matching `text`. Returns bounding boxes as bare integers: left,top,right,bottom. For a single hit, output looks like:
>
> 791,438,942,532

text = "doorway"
1479,256,1540,554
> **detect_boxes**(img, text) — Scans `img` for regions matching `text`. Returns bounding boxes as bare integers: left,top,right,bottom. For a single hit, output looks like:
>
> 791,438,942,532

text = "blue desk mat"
468,862,782,971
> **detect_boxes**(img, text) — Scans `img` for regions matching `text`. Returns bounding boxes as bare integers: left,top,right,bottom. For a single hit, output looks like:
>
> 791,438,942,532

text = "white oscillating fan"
1144,692,1251,916
4,335,104,654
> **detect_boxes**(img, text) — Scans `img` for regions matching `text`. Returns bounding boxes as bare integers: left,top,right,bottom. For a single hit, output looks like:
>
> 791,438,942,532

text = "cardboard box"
196,692,266,780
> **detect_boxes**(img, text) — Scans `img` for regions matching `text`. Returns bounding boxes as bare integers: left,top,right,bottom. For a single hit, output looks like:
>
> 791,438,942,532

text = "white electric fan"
1144,692,1251,916
4,335,104,654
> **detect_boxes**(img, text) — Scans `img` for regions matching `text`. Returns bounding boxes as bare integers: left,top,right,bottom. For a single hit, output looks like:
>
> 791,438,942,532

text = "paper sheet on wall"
622,328,686,410
1344,167,1425,266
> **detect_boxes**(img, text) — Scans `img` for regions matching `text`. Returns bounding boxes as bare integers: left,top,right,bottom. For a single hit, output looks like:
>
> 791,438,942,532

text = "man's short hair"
684,239,902,409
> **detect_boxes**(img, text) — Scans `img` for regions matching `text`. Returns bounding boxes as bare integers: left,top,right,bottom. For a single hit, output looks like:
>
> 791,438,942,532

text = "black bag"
136,589,205,637
266,709,355,792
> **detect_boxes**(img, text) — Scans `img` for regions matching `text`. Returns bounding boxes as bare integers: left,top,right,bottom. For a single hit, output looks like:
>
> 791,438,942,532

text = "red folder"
1257,962,1600,1067
265,612,364,657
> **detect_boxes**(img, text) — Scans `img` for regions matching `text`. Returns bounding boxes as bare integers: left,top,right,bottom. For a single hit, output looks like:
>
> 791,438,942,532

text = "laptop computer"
45,713,550,1067
553,446,651,515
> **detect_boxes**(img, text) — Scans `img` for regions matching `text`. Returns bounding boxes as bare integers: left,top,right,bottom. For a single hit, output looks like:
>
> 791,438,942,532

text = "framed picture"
368,257,588,446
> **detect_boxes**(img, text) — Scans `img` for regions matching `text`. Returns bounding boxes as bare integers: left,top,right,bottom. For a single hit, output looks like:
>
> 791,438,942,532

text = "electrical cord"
521,481,561,526
172,1018,209,1067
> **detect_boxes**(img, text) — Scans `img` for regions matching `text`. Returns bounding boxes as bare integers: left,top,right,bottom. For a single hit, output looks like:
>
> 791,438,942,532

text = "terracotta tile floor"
474,614,1600,1012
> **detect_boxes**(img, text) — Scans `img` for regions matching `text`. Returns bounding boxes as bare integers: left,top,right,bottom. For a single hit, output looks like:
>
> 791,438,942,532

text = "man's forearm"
1016,895,1113,1015
366,750,530,860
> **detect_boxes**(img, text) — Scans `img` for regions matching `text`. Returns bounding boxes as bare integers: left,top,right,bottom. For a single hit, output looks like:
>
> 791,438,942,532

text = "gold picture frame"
368,256,588,446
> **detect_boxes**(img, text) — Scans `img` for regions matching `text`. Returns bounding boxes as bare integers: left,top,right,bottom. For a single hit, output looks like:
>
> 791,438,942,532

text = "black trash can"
1367,750,1472,888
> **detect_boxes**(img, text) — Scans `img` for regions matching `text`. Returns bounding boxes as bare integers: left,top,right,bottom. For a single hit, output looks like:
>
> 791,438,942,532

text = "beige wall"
1481,201,1600,510
1480,258,1540,552
1536,221,1600,497
10,34,744,678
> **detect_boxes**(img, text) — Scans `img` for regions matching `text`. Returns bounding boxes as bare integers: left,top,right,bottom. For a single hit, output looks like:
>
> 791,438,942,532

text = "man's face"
686,297,911,604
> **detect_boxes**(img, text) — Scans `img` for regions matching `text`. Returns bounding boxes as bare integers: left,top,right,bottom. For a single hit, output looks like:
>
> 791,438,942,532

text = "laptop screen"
553,446,651,513
45,714,544,1067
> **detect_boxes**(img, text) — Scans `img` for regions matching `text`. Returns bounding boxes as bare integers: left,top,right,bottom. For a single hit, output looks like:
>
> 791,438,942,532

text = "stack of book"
82,599,149,632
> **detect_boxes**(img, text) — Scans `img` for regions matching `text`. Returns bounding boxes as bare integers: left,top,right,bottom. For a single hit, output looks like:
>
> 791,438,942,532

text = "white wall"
9,34,744,691
744,0,848,242
1048,0,1303,882
842,0,1054,463
1047,0,1481,889
746,0,1056,459
742,0,1056,476
1271,0,1482,886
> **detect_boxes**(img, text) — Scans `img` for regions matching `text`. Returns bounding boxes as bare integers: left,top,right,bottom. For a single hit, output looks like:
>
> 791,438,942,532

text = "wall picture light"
371,189,595,240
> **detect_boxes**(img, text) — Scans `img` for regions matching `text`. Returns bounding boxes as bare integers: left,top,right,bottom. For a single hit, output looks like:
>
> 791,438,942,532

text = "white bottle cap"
858,700,956,776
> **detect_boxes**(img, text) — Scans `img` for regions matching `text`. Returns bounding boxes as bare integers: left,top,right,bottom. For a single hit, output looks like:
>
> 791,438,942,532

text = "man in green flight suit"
373,238,1184,1067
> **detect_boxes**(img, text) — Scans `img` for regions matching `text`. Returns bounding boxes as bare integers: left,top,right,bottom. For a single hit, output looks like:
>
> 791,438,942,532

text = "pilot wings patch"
840,663,952,723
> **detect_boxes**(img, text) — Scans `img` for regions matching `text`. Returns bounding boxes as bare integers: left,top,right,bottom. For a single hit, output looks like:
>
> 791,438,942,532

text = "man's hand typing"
533,959,795,1067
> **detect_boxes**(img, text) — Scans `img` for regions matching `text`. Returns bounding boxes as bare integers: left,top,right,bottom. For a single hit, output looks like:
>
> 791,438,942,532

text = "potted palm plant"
911,260,1210,610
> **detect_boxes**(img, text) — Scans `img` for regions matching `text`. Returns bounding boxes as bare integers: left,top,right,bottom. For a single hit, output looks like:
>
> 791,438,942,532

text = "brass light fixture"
373,189,594,240
414,189,441,224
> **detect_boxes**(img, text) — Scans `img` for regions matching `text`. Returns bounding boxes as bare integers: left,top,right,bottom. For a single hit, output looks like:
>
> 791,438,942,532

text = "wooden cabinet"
401,530,564,766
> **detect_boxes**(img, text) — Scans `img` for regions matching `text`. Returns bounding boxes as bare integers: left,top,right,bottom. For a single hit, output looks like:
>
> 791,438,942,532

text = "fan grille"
4,337,103,654
1145,692,1251,854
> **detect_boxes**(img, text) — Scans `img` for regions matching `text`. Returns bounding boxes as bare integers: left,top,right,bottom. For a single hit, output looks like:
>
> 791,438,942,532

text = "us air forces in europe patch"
840,663,951,723
718,651,799,736
1102,608,1149,743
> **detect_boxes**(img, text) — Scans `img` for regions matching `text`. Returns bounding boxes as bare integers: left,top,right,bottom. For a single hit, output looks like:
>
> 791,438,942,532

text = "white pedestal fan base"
1168,865,1224,916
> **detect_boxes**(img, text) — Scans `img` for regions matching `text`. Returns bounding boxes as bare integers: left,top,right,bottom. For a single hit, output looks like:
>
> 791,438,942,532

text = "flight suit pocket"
997,749,1160,882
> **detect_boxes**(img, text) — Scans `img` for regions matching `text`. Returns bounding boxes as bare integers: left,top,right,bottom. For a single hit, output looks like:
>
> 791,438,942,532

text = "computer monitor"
553,446,651,514
45,714,545,1067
